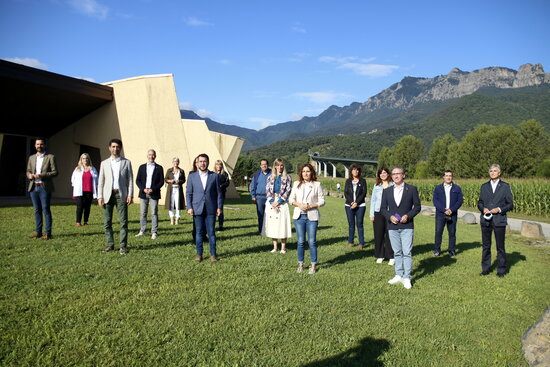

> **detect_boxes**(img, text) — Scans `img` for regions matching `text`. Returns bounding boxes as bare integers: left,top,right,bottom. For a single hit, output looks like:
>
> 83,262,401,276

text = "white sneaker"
270,248,277,253
402,278,412,289
376,258,384,264
388,275,403,285
388,259,395,266
135,232,144,237
151,233,158,240
280,249,287,254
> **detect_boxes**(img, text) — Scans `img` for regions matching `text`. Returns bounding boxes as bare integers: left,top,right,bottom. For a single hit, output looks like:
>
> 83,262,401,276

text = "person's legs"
494,226,507,275
30,188,43,235
306,219,319,265
150,197,159,234
39,187,52,236
447,215,458,254
388,230,403,277
194,213,206,255
373,212,385,258
82,192,93,223
75,196,84,223
345,206,355,244
434,215,445,254
401,229,414,279
116,193,128,248
480,224,493,273
356,206,366,246
139,197,149,233
103,195,115,248
294,215,306,264
256,197,267,234
205,214,217,256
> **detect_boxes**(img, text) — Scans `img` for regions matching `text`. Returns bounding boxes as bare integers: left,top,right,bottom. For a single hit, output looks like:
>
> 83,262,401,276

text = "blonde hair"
214,160,225,175
270,158,287,180
75,153,93,171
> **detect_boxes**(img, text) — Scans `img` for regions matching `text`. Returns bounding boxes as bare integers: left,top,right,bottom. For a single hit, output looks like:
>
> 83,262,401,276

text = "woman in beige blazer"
289,163,325,274
164,157,186,225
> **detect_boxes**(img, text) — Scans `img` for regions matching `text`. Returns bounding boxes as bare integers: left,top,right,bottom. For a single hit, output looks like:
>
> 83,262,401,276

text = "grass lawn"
1,192,548,366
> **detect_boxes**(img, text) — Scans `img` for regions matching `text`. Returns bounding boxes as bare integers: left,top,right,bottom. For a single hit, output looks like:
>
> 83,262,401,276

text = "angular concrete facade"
48,74,243,200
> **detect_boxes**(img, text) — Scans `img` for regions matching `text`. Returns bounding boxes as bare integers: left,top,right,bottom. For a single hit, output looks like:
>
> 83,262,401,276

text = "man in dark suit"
477,164,514,277
432,170,463,257
135,149,164,239
380,166,421,289
26,137,58,240
187,153,223,262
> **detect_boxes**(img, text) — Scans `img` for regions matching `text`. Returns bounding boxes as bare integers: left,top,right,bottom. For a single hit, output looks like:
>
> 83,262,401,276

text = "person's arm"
477,186,487,213
499,184,514,214
41,155,58,179
153,166,164,191
250,173,257,200
126,162,134,204
216,175,223,216
97,163,105,206
451,186,463,213
165,170,172,184
186,175,194,215
355,179,367,204
380,189,391,221
181,170,186,185
433,186,445,214
315,182,325,208
220,173,230,190
406,186,421,219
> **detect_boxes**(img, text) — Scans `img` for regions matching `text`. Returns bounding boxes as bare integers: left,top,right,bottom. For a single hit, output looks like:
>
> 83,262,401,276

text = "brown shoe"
347,243,354,247
41,234,53,240
210,255,218,263
29,232,41,239
358,245,364,250
195,255,203,262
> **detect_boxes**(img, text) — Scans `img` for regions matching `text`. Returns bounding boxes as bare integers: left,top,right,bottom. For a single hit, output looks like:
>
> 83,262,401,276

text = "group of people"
26,138,514,285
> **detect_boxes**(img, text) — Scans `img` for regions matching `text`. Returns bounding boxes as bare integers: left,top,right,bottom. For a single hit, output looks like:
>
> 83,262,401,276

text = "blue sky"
1,0,549,130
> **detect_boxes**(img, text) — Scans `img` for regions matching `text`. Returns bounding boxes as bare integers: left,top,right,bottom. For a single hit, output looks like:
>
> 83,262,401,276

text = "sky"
1,0,549,130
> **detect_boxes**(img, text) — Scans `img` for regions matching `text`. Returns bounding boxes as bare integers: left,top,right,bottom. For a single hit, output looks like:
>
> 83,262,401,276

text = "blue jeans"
388,229,414,279
434,214,457,253
255,196,267,234
345,205,365,245
30,185,52,235
294,214,319,264
194,212,217,256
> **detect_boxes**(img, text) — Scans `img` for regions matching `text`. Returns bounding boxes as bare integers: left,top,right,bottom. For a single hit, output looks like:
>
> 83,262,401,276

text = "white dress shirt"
491,179,500,193
35,152,45,183
146,162,155,189
394,183,404,206
199,171,208,190
444,183,452,209
111,157,121,190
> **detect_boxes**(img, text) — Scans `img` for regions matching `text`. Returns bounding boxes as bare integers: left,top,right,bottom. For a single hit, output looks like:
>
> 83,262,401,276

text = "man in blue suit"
187,153,223,262
432,170,463,257
477,164,514,278
380,166,421,289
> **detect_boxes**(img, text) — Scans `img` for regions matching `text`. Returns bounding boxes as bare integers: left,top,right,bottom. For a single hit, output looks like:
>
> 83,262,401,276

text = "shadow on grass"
413,241,480,256
414,255,457,281
321,240,374,268
488,251,526,274
132,240,190,251
302,336,390,367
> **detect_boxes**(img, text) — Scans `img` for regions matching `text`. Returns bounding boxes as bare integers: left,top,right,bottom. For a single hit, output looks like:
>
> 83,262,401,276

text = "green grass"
1,192,549,366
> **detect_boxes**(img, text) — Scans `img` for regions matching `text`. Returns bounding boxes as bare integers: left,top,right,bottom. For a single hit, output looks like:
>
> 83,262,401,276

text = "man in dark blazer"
135,149,164,239
187,153,223,262
477,164,514,277
380,166,421,289
26,137,58,240
432,170,463,257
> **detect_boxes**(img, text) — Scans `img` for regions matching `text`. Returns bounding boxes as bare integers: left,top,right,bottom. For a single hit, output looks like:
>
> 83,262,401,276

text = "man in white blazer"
98,138,134,254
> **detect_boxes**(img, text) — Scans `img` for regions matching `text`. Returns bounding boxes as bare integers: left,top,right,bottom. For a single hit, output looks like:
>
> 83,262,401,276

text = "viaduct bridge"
309,153,378,178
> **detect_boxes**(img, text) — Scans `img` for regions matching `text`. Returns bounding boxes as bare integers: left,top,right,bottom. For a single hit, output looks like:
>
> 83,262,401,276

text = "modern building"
0,59,244,201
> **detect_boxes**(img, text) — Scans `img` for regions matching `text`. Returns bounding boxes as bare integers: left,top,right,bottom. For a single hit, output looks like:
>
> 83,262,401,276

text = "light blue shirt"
369,182,394,217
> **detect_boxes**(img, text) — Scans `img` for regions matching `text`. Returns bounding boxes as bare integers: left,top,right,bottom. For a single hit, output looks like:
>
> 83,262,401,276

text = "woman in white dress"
164,157,186,225
263,158,292,253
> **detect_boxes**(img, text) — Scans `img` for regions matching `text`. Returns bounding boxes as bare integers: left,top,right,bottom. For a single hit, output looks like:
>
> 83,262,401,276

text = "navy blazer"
380,183,421,229
432,183,463,216
186,170,223,215
136,163,165,200
477,180,514,227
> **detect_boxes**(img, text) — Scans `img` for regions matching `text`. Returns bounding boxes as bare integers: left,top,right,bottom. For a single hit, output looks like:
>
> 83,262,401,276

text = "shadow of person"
414,255,457,282
301,336,390,367
413,241,480,256
322,245,375,268
488,251,526,274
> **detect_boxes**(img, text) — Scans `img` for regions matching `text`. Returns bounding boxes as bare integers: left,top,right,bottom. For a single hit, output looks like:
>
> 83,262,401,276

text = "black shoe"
433,251,441,256
497,272,506,278
449,251,456,257
480,270,490,276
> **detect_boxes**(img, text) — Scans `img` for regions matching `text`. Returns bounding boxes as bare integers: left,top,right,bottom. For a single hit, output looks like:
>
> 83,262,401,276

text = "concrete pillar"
317,161,322,174
344,165,350,179
322,162,327,177
330,163,337,178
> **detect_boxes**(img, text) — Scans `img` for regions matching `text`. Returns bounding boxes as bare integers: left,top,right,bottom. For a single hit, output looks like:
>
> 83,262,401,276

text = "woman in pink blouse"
71,153,98,226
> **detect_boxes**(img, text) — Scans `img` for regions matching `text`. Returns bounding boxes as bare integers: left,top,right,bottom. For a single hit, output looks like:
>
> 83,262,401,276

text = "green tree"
516,119,550,177
377,147,393,169
427,134,457,177
392,135,425,177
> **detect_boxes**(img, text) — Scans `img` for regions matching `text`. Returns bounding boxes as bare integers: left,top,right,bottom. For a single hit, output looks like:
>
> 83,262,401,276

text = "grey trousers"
140,194,158,234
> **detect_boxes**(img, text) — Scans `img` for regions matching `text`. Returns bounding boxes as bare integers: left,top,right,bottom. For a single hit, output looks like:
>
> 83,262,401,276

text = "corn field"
409,179,550,217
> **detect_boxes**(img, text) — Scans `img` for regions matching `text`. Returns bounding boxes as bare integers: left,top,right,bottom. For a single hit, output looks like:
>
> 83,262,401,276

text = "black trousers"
481,222,507,274
373,211,394,259
76,191,93,223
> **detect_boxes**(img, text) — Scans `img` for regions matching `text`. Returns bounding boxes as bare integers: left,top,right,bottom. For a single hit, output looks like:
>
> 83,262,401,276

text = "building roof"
0,59,113,137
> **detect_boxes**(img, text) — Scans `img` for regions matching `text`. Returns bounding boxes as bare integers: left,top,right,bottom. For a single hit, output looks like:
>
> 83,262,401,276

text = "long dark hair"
190,155,200,173
375,166,392,185
350,164,362,179
298,163,317,188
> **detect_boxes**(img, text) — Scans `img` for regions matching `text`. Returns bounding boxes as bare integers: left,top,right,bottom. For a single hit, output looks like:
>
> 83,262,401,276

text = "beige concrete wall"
47,74,244,201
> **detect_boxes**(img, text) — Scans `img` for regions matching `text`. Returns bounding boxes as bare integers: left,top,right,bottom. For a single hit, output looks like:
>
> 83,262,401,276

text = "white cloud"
319,55,398,77
67,0,108,20
184,17,212,26
249,117,279,129
291,22,306,33
75,76,96,82
292,91,351,104
196,109,213,118
290,113,304,121
4,57,48,70
179,101,193,110
179,101,213,118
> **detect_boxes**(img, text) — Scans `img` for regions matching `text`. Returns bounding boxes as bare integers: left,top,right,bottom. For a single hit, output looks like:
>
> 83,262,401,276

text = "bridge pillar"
344,164,350,179
322,162,327,177
317,161,322,175
330,163,337,178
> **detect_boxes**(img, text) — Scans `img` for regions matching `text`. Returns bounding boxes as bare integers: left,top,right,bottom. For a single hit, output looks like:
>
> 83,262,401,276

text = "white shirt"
146,162,155,189
491,179,499,193
111,157,121,190
394,183,404,206
444,183,452,209
35,152,45,184
199,170,208,190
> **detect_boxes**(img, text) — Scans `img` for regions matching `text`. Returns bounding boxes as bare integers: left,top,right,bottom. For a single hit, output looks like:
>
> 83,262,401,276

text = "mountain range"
180,63,550,151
